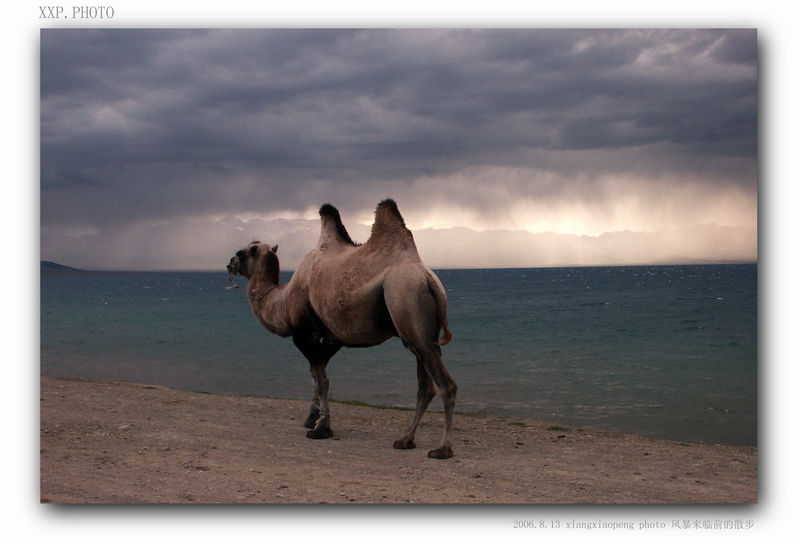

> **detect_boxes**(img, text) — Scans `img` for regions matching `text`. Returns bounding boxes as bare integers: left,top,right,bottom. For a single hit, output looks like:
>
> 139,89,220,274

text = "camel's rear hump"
367,199,417,254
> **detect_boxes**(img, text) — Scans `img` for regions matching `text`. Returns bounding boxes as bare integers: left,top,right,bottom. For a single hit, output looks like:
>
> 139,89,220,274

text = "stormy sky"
40,28,758,270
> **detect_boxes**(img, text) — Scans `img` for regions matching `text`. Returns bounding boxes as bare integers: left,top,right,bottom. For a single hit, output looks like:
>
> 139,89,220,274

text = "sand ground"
40,376,757,504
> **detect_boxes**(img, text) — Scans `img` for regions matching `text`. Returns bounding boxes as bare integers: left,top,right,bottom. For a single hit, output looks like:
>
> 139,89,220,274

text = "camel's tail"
425,269,452,346
437,319,453,347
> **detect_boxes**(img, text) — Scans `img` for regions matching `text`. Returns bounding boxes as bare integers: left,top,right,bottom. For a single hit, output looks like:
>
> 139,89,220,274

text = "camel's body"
227,199,457,458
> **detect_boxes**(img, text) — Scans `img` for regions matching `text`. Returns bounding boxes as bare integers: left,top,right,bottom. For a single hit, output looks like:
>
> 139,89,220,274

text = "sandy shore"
40,375,757,504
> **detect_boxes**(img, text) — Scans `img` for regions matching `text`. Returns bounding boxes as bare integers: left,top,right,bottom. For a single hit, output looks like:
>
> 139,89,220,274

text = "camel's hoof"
393,438,416,450
306,428,333,439
427,446,453,459
303,418,317,430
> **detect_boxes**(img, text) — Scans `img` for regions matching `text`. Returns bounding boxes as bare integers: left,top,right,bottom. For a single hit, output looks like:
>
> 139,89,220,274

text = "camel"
227,199,457,459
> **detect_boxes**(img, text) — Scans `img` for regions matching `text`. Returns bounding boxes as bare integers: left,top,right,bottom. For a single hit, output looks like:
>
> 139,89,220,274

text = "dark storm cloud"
40,28,757,233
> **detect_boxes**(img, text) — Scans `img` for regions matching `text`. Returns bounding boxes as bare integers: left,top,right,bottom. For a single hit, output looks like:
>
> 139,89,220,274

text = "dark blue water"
40,264,757,446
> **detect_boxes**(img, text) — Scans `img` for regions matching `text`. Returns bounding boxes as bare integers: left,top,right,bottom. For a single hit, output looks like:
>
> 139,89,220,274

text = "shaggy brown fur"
228,199,457,458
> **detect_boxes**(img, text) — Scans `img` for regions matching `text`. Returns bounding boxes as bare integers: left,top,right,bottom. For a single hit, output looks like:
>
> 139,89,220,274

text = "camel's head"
227,241,279,280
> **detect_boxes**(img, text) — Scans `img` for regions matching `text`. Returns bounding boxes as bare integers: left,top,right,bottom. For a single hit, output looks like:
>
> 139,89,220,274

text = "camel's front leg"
306,362,333,439
294,335,339,439
303,384,321,430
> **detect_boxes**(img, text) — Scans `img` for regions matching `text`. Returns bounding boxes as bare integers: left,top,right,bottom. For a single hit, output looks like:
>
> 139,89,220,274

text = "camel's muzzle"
227,255,240,275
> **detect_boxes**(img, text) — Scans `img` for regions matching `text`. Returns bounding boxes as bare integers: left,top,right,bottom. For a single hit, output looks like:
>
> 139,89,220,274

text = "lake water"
40,264,757,446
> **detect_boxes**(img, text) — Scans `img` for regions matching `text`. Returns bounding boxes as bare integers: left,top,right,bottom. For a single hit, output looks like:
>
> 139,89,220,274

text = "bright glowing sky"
40,28,757,269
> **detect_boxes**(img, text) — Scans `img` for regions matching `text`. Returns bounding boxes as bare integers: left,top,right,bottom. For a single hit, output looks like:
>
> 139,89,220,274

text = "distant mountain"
41,261,163,276
40,261,89,276
40,261,126,277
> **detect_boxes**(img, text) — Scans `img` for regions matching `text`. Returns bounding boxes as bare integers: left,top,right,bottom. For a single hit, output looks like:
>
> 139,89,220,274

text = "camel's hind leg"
393,346,457,458
293,335,340,439
385,270,457,458
420,348,458,459
393,355,437,451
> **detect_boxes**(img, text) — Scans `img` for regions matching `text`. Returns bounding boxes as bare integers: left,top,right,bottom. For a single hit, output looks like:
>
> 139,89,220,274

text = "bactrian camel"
227,199,457,459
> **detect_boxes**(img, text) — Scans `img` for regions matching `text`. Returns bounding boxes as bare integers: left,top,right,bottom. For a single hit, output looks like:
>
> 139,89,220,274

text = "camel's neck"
246,265,293,338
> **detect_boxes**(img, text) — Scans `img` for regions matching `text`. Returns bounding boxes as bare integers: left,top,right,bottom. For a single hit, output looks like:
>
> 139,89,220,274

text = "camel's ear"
271,245,278,254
